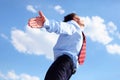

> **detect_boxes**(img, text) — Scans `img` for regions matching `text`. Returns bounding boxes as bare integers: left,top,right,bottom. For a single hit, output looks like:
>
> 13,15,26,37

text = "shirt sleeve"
43,19,77,35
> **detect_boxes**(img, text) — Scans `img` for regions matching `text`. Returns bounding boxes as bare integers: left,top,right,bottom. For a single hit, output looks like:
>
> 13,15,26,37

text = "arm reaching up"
28,11,46,28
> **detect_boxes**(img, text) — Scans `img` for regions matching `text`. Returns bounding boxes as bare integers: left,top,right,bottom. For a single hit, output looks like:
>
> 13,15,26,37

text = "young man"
28,11,85,80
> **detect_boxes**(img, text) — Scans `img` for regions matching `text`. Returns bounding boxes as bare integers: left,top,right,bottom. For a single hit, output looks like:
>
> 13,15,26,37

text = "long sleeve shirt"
43,19,83,68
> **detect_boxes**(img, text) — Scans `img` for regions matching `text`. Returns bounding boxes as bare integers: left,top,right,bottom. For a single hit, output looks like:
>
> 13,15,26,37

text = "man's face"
73,15,84,27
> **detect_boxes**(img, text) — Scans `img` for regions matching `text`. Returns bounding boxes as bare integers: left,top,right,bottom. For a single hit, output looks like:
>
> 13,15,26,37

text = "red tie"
78,32,86,65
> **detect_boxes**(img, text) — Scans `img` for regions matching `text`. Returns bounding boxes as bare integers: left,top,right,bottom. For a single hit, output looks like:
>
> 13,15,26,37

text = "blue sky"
0,0,120,80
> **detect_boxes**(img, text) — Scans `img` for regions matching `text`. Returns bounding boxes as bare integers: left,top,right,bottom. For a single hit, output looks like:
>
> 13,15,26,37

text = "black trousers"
44,54,76,80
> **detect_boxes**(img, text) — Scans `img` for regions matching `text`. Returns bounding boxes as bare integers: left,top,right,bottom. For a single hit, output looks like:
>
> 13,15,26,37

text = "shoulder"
68,20,80,28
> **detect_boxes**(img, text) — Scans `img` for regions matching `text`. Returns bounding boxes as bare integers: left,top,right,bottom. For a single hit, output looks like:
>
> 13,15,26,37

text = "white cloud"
0,72,7,80
106,44,120,55
26,5,37,13
7,71,19,80
83,16,113,45
0,70,40,80
107,21,117,34
0,33,9,40
11,26,58,60
106,22,120,40
54,5,65,14
82,16,120,55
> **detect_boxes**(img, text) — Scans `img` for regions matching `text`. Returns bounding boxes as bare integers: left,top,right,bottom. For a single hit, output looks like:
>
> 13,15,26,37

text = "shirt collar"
69,20,85,31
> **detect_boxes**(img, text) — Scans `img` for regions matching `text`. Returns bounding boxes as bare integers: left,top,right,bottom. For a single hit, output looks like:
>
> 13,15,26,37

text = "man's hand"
28,11,46,28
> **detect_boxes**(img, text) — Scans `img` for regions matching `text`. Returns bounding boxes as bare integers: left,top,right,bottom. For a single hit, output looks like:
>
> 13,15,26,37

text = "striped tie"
78,32,86,65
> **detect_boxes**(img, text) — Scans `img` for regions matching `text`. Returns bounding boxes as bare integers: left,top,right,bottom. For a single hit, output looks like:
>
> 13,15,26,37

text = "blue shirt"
43,19,83,68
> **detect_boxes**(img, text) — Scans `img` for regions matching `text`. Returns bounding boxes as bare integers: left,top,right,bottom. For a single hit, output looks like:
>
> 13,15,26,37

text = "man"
28,11,85,80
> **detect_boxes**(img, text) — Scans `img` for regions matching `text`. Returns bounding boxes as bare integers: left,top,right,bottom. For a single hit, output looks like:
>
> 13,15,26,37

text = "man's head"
63,13,84,27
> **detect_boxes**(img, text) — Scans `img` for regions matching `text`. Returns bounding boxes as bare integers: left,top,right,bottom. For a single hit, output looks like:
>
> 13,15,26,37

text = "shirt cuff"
43,18,50,29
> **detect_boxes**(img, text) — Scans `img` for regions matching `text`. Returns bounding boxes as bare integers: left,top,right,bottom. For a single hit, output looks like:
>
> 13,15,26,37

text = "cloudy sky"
0,0,120,80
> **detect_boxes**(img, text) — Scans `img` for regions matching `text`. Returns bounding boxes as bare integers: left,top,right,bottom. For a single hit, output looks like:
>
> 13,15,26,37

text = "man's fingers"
28,18,36,26
38,11,44,18
28,11,45,28
29,22,40,28
28,18,42,28
29,18,36,21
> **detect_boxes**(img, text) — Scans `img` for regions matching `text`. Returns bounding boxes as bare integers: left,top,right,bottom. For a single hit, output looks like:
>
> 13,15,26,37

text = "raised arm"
28,11,46,28
28,11,78,35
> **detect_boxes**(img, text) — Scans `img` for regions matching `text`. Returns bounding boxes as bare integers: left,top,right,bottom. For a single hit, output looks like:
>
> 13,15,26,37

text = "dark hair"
63,13,77,22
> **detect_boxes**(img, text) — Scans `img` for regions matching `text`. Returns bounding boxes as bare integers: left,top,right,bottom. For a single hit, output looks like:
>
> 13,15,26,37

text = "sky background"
0,0,120,80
